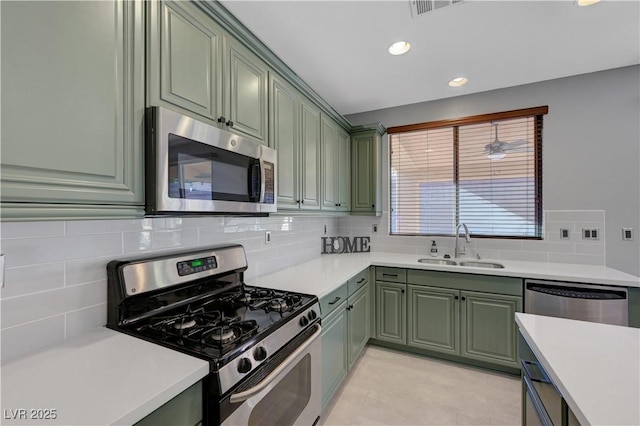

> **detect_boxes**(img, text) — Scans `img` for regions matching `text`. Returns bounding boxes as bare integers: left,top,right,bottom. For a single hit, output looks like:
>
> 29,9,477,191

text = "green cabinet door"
375,281,406,345
148,0,222,121
300,98,322,210
321,115,338,210
461,291,522,368
336,128,351,212
224,36,269,143
135,381,202,426
351,127,383,215
1,0,144,219
407,285,459,355
269,74,299,209
321,301,348,408
347,282,370,369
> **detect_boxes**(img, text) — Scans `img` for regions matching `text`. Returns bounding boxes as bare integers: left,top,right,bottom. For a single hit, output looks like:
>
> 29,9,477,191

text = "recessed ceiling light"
388,41,411,56
448,77,468,87
575,0,601,6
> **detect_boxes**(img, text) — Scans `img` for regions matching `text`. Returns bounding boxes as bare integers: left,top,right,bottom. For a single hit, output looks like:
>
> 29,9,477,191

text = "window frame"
388,106,548,240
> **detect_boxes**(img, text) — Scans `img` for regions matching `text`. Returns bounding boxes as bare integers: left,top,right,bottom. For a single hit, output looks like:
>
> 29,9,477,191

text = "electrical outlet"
265,230,271,245
582,228,599,240
623,228,634,241
560,229,570,240
324,225,327,235
373,224,378,233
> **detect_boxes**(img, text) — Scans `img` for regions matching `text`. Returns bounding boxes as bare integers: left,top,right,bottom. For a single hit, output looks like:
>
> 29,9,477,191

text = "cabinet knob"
461,296,466,301
226,120,234,127
301,200,304,204
401,289,405,294
217,116,226,123
454,296,459,300
335,203,339,207
372,204,375,208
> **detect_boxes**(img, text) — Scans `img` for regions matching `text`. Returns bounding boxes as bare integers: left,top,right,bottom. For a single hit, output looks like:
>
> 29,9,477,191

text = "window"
389,106,547,239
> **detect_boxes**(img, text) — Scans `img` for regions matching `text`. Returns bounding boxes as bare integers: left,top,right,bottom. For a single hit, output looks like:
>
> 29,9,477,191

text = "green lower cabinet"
347,283,370,369
320,300,348,408
407,285,459,355
461,291,522,368
135,381,202,426
375,281,406,345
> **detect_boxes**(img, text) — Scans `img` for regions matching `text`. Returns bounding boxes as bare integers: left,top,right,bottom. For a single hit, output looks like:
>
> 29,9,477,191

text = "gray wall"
346,65,640,275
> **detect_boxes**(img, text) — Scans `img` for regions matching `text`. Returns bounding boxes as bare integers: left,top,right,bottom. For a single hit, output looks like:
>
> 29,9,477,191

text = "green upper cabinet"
223,35,269,142
148,0,269,144
299,99,322,209
270,74,321,210
148,0,222,121
321,114,350,212
0,0,145,220
351,125,384,216
336,128,351,212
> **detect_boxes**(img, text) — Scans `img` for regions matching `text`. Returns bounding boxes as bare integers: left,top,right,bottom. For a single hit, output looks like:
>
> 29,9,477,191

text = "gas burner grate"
201,318,259,348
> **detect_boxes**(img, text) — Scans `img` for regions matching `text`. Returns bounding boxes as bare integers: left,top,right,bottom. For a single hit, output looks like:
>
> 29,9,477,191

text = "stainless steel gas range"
106,245,321,426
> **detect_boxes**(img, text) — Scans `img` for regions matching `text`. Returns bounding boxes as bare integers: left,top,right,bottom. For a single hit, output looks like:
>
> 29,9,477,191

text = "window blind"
389,108,544,238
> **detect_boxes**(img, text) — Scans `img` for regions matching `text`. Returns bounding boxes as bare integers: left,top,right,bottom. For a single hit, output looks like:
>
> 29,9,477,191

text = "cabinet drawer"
320,283,348,318
375,267,407,283
348,268,370,296
407,269,522,296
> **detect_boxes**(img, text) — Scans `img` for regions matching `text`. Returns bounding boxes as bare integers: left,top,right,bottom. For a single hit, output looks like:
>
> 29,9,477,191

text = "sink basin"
418,258,458,266
458,261,505,269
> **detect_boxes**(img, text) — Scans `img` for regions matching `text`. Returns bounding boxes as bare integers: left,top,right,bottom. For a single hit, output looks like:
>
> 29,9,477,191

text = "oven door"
221,324,321,426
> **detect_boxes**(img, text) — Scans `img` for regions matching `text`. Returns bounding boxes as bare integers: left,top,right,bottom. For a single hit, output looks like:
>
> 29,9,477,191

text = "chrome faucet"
454,223,471,258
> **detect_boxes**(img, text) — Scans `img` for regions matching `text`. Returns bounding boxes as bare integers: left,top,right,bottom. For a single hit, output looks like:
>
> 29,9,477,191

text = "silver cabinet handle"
229,324,321,404
0,254,5,289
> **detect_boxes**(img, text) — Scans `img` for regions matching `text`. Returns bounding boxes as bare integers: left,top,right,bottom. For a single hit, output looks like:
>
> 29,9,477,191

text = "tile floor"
321,345,521,426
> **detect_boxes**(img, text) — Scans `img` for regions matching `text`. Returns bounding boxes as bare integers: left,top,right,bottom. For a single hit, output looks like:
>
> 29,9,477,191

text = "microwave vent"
410,0,464,17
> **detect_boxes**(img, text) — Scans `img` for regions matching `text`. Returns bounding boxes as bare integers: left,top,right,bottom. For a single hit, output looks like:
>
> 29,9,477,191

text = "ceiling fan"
484,123,530,160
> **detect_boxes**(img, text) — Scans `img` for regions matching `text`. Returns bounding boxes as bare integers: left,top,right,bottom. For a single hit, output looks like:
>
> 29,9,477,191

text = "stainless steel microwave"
145,107,277,215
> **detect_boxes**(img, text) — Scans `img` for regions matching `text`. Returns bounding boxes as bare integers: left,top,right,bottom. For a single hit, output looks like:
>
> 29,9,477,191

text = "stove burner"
174,319,197,330
208,326,236,344
268,298,289,313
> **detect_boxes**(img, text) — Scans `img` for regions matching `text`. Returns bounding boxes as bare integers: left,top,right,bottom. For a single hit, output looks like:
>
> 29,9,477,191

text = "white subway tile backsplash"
65,303,107,339
1,281,106,329
0,215,338,360
0,263,65,299
1,234,123,268
551,253,605,265
0,315,65,360
499,250,550,263
0,221,65,239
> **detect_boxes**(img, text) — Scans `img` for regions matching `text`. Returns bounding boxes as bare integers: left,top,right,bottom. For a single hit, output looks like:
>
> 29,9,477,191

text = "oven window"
168,134,252,202
248,354,312,426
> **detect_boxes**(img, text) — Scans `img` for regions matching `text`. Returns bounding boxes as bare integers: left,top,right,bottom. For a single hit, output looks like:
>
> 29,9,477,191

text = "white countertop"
0,327,209,426
516,313,640,426
249,252,640,297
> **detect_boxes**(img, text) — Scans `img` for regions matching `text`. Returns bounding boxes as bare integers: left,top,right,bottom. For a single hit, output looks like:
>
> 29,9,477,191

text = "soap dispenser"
430,240,438,257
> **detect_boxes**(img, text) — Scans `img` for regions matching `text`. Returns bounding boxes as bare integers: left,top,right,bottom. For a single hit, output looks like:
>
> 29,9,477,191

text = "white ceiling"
221,1,640,116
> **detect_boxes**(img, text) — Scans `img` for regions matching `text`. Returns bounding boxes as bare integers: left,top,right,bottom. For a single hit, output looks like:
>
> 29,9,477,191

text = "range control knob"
308,310,318,320
300,316,309,327
253,346,268,361
237,357,252,374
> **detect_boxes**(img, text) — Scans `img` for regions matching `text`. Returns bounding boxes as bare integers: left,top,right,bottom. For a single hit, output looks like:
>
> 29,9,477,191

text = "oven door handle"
229,323,322,404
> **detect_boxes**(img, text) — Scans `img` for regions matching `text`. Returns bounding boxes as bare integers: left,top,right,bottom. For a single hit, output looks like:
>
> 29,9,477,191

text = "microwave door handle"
229,324,322,404
249,160,262,202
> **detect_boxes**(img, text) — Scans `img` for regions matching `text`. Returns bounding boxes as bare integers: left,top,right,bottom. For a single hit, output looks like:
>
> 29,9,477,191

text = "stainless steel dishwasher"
524,279,628,326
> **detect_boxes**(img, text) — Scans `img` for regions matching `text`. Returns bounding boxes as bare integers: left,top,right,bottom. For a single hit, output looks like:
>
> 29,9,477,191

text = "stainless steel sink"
458,261,505,269
418,258,458,266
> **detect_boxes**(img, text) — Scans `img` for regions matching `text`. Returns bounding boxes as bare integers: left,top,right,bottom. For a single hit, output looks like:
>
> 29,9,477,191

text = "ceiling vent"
410,0,464,17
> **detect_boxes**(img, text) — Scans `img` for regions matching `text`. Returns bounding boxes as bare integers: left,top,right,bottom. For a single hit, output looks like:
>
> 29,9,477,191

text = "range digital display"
177,256,217,276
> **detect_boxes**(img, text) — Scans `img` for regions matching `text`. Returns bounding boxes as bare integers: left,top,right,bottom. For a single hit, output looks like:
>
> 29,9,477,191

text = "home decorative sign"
321,236,371,254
